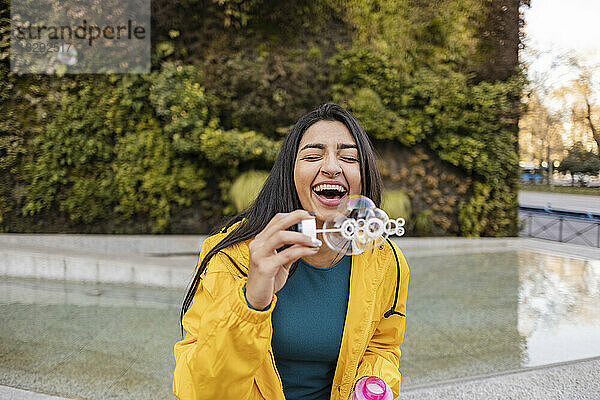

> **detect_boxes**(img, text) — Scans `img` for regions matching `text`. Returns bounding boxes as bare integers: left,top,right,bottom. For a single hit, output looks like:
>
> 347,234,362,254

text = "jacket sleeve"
353,243,410,399
173,238,277,400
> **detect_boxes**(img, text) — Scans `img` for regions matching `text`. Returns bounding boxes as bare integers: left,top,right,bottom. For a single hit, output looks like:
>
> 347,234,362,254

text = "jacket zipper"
340,255,387,400
268,348,284,397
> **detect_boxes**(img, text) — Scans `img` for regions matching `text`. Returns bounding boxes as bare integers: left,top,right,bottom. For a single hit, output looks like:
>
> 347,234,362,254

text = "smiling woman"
295,120,362,220
292,120,362,269
174,104,410,400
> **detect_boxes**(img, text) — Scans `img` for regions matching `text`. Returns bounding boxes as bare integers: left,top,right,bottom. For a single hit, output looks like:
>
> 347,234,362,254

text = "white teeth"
313,184,346,193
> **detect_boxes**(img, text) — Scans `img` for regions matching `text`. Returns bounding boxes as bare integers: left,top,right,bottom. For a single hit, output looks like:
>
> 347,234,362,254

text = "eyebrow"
299,143,358,151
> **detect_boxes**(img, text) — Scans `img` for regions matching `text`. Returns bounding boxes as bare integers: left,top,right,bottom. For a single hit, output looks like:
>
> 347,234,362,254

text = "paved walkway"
401,356,600,400
3,356,599,400
0,385,73,400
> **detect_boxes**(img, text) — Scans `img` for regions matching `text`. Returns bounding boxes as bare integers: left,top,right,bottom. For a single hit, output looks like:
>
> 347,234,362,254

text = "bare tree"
519,50,565,184
553,54,600,157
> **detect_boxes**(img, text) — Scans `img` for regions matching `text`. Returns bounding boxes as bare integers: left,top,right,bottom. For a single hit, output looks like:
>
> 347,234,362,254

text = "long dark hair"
180,103,382,334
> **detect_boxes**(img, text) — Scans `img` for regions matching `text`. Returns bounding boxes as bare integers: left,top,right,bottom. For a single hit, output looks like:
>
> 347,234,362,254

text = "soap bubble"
322,195,389,255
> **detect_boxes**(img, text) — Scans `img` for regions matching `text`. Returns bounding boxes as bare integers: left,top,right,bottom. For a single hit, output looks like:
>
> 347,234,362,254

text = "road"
519,190,600,247
519,190,600,214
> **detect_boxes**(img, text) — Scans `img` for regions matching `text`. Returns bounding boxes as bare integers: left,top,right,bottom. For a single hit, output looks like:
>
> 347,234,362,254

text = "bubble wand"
295,196,406,255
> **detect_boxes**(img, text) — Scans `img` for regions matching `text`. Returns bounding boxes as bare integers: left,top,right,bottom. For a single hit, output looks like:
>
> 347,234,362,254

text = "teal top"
270,255,351,400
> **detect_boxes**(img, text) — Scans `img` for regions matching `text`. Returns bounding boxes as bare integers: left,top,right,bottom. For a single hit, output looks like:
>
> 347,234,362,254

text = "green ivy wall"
0,0,527,236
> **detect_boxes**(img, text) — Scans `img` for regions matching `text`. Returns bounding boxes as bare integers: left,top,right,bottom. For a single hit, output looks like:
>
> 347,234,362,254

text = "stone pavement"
0,385,73,400
401,356,600,400
2,356,599,399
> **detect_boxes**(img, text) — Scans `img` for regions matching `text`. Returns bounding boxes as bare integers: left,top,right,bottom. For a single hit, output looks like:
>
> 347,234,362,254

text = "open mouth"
312,182,348,206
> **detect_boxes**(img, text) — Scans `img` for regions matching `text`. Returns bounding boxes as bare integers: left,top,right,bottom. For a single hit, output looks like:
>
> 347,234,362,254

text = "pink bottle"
351,376,394,400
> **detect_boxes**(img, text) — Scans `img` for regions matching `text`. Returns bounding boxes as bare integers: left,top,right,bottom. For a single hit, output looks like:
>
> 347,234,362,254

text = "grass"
519,184,600,196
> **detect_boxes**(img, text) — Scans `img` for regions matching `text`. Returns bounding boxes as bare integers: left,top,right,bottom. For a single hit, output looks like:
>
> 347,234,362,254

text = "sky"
521,0,600,153
522,0,600,86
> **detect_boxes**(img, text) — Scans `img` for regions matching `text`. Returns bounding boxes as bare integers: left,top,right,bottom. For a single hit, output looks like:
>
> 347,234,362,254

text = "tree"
519,51,565,184
552,54,600,157
557,141,600,186
519,87,564,183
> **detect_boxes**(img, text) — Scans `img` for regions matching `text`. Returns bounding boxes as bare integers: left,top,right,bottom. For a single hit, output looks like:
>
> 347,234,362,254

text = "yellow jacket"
173,221,410,400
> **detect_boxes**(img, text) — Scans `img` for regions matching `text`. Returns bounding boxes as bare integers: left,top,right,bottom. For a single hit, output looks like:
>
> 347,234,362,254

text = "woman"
173,104,410,400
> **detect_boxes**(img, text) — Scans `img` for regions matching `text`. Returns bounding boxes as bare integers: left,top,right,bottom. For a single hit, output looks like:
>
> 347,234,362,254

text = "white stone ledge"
0,243,196,289
1,236,598,288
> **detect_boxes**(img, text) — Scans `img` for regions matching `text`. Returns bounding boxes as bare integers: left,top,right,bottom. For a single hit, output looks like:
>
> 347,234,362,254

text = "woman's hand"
245,210,321,310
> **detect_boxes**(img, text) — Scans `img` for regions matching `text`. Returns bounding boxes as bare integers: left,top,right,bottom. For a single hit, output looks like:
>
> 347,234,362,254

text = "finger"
269,230,319,253
251,230,317,260
271,243,320,267
261,209,315,238
278,243,313,271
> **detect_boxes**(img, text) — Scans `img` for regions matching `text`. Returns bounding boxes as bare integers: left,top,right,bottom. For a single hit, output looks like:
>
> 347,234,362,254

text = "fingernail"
311,238,322,247
308,211,316,216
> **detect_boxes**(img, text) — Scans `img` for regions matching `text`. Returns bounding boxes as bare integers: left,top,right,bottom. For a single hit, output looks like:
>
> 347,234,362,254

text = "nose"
320,154,342,177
